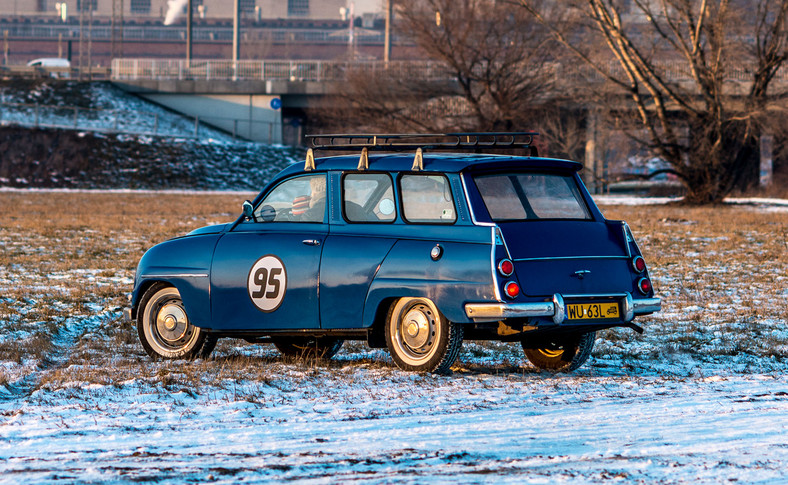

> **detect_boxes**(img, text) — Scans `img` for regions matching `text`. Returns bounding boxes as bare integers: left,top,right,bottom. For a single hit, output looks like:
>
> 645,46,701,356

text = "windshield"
473,173,591,221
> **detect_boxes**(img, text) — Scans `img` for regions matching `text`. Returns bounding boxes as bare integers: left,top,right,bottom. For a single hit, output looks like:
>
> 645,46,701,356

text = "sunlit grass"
0,192,786,388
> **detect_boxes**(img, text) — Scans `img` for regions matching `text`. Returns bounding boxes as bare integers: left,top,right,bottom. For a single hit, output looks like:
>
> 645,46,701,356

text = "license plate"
566,302,620,320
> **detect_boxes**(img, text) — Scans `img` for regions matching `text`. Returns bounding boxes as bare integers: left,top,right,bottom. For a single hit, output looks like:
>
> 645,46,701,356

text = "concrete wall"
139,92,283,144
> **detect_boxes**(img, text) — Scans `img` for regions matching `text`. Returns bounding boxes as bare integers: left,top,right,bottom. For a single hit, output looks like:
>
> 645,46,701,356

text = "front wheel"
272,336,344,359
522,332,596,372
137,284,217,360
385,297,463,374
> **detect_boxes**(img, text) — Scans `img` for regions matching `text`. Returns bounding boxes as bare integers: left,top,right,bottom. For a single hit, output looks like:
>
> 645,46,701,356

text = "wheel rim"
156,302,189,343
392,302,439,363
537,348,564,359
145,290,199,355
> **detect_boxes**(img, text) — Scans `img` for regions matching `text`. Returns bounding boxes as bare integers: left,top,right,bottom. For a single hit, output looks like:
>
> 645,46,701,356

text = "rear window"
474,173,591,221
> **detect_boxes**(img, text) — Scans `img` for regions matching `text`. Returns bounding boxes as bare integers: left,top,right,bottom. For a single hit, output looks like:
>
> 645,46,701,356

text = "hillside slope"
0,79,299,190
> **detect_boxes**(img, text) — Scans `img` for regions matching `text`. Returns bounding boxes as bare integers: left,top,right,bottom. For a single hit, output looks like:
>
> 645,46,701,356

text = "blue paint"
129,151,659,341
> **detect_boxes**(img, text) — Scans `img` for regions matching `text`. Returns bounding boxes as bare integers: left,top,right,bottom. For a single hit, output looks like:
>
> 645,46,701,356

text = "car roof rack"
303,132,539,171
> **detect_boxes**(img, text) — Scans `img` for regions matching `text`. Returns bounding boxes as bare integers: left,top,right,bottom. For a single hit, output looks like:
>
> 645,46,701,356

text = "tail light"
637,277,652,295
504,281,520,299
498,259,514,277
632,256,647,273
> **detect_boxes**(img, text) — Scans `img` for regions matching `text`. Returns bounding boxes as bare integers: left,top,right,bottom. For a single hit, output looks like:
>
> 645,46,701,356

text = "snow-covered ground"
1,195,787,483
0,80,302,191
3,360,788,484
1,81,787,482
1,81,234,141
595,194,788,213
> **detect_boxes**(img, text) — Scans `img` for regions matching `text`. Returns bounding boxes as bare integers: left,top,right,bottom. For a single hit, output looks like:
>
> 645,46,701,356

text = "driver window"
254,174,327,223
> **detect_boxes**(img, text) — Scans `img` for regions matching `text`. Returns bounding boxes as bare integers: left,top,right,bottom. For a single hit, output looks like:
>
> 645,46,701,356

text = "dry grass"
1,192,787,389
0,192,244,386
597,203,788,359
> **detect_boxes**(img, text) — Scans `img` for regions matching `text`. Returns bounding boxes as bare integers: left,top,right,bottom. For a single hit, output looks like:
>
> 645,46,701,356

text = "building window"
287,0,309,17
77,0,98,11
130,0,151,14
240,0,256,15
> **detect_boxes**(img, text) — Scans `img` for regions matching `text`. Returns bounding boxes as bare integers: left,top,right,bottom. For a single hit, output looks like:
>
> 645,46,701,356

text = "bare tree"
321,0,571,136
519,0,788,203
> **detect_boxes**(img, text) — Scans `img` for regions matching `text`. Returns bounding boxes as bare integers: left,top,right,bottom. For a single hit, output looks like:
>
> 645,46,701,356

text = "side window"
343,173,396,223
400,174,456,224
253,174,327,223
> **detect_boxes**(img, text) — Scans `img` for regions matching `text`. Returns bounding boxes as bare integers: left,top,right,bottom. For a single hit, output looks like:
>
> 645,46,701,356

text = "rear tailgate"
499,220,632,296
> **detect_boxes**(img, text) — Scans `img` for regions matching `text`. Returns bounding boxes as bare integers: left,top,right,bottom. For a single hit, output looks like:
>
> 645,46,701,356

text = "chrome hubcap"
156,303,189,343
397,304,436,358
403,308,431,349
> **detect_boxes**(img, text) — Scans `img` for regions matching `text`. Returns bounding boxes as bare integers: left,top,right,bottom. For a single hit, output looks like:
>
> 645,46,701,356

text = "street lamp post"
384,0,392,66
186,0,193,67
233,0,240,63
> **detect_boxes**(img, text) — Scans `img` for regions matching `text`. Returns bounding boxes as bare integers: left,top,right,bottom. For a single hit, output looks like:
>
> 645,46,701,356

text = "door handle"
302,239,321,246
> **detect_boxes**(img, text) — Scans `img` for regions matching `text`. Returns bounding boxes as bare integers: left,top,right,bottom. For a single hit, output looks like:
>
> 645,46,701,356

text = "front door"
210,174,328,331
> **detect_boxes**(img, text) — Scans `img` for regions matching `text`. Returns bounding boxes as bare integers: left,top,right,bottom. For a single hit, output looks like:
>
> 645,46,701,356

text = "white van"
27,58,71,77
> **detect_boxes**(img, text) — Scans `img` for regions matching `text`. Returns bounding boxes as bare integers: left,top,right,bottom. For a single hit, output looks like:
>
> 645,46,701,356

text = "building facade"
0,0,348,21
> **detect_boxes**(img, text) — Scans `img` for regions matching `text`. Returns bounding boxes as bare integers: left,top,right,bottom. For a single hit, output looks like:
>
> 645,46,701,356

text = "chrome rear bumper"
465,293,661,324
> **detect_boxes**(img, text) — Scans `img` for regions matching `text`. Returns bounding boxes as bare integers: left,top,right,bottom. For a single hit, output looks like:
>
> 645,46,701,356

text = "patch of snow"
2,368,788,483
594,195,788,212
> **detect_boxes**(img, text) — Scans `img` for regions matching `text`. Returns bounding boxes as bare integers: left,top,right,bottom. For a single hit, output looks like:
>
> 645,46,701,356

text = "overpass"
110,59,452,144
109,56,788,184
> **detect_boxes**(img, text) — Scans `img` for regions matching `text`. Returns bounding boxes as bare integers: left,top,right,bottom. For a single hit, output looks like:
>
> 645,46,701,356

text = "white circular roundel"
247,255,287,312
379,198,395,216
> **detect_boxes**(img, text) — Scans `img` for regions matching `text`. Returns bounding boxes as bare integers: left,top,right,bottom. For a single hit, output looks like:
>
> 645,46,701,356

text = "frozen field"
1,192,787,483
3,359,788,484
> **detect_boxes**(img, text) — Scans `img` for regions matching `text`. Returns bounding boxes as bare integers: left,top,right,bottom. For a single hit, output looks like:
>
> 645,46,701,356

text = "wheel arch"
132,277,210,327
363,283,476,326
131,233,220,326
366,296,398,348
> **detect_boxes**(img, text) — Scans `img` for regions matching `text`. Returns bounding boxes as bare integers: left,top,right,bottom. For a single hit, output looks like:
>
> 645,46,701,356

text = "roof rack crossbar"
305,132,538,154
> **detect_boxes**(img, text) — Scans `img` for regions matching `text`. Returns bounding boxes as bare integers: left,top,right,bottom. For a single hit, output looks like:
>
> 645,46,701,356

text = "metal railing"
0,101,278,142
1,24,387,44
111,58,788,85
111,59,453,82
0,65,111,80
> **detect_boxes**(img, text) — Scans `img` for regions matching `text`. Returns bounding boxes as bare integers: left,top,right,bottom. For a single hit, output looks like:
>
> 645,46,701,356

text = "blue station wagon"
127,133,661,373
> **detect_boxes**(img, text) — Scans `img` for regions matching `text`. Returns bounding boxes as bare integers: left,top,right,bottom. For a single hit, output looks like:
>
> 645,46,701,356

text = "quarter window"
400,174,456,224
343,173,395,223
253,174,326,223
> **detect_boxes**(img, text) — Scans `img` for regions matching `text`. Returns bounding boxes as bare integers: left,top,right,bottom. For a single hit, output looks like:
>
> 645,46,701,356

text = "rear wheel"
522,332,596,372
137,284,217,360
385,297,463,374
272,336,344,359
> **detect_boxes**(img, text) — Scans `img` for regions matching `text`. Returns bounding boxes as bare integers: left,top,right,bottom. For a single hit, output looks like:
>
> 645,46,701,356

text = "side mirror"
242,200,255,221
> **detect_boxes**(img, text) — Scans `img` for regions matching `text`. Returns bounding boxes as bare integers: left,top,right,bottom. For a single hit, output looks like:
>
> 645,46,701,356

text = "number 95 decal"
247,255,287,312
